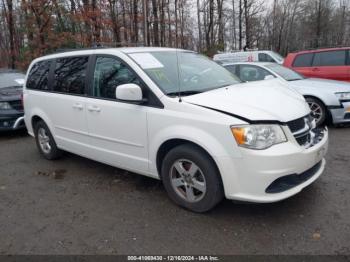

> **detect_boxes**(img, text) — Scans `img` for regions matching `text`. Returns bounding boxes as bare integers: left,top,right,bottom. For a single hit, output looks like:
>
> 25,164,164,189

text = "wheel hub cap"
38,127,51,154
170,159,206,203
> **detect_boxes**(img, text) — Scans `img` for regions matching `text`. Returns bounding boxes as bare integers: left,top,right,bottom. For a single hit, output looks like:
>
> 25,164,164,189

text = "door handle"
72,103,83,110
88,105,101,113
312,68,320,71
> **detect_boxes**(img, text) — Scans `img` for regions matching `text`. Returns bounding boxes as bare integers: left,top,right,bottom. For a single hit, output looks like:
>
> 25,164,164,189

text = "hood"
0,86,22,101
183,79,310,123
290,78,350,93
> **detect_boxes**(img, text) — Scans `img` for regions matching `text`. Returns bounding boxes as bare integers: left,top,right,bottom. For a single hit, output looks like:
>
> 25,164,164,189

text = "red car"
283,47,350,82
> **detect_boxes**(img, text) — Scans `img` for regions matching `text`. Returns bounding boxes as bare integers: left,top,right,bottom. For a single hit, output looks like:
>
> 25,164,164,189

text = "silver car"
223,62,350,126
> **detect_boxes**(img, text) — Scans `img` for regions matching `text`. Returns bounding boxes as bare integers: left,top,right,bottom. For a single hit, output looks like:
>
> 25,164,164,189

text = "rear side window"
53,56,89,95
258,53,275,63
237,65,274,82
27,60,51,90
224,65,237,75
292,53,314,67
313,50,346,66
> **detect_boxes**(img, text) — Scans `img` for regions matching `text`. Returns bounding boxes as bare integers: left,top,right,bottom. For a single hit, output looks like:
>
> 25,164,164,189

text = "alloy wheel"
170,159,206,203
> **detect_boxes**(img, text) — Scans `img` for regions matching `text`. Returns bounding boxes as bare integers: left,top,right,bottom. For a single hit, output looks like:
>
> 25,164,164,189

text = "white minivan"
213,50,284,65
24,47,328,212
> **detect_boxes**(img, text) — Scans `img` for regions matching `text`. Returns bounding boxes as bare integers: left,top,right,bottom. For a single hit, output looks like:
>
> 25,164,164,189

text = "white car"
223,62,350,126
23,48,328,212
213,50,284,65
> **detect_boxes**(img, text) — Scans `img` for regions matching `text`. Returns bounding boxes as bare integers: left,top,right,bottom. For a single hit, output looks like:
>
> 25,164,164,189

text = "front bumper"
216,127,328,203
329,101,350,124
0,114,25,131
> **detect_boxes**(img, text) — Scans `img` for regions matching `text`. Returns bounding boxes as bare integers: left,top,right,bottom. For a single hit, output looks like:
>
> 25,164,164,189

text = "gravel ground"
0,127,349,255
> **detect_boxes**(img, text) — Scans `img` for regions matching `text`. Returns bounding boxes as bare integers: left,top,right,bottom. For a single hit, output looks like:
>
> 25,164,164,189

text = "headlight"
231,125,287,150
335,92,350,101
0,102,12,110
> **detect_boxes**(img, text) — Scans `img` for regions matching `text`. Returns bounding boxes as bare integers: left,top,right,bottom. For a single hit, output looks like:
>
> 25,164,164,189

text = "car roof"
32,47,189,62
222,62,275,67
291,47,350,54
0,72,26,88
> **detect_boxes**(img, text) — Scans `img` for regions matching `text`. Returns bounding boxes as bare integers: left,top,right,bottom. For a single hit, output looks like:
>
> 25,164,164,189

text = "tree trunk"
217,0,224,50
152,0,160,46
239,0,243,50
197,0,202,51
6,0,15,68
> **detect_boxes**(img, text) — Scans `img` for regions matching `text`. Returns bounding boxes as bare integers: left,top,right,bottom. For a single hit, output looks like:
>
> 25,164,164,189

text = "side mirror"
116,83,143,102
264,75,275,80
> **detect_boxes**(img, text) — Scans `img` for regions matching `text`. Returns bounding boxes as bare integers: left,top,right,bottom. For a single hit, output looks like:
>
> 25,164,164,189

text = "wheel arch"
156,138,222,184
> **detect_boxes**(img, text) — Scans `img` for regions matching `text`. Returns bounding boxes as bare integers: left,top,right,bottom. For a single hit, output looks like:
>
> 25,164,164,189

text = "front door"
86,56,149,173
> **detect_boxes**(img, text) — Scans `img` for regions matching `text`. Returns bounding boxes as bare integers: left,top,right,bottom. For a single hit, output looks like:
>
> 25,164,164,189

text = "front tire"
161,144,224,213
34,121,62,160
305,97,327,126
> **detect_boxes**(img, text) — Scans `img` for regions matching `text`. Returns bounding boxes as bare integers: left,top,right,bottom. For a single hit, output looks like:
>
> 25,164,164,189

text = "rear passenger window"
27,61,51,90
53,56,88,95
293,53,314,67
258,53,275,62
224,65,237,75
313,51,346,66
93,56,142,100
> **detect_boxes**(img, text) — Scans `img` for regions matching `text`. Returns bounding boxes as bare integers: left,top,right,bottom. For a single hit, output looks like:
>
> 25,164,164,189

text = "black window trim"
26,54,164,108
311,50,348,67
26,59,53,91
51,55,91,96
86,54,164,108
27,55,91,97
236,64,276,81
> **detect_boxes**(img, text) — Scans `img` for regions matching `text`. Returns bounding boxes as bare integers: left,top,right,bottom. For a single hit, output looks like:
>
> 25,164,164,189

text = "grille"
287,117,306,133
287,114,313,147
296,133,311,145
8,100,23,111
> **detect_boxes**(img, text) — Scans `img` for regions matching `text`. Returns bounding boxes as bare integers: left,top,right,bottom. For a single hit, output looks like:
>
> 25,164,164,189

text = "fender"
26,107,55,138
148,124,242,176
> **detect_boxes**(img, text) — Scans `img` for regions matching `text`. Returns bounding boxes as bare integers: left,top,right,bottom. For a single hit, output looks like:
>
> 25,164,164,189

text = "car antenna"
175,48,182,102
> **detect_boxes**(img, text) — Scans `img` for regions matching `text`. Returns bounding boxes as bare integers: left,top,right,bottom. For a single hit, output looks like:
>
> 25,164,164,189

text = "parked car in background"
213,50,284,65
24,48,328,212
0,69,26,131
283,47,350,82
223,62,350,126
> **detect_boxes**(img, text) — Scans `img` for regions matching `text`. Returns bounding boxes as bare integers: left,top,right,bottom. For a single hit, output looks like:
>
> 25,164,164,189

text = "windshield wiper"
166,90,203,97
288,79,302,82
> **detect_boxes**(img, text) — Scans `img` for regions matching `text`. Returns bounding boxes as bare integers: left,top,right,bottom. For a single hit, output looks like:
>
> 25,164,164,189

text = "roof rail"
50,42,146,55
291,45,350,53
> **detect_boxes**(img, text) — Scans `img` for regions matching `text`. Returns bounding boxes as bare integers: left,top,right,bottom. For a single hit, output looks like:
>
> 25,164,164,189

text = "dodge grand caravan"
24,48,328,212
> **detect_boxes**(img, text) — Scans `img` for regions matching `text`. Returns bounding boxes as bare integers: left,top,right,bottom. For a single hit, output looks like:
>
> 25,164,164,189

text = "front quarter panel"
147,99,245,177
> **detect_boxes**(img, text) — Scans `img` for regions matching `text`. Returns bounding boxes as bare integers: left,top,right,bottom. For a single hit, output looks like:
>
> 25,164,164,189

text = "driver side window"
238,65,274,82
93,56,142,99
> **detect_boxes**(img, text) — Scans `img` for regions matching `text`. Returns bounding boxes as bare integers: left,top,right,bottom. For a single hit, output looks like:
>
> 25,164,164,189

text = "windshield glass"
0,73,25,89
271,51,284,63
128,51,241,96
265,64,304,81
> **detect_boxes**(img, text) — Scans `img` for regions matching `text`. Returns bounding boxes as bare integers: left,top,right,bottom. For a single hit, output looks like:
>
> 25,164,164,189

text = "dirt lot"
0,127,349,255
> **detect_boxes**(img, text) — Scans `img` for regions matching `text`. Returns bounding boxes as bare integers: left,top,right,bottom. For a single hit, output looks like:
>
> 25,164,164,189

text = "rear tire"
161,144,224,213
34,120,62,160
305,97,327,127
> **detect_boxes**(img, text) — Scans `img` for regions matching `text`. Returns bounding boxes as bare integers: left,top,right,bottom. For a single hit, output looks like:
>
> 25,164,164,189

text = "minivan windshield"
265,64,304,81
128,51,241,96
